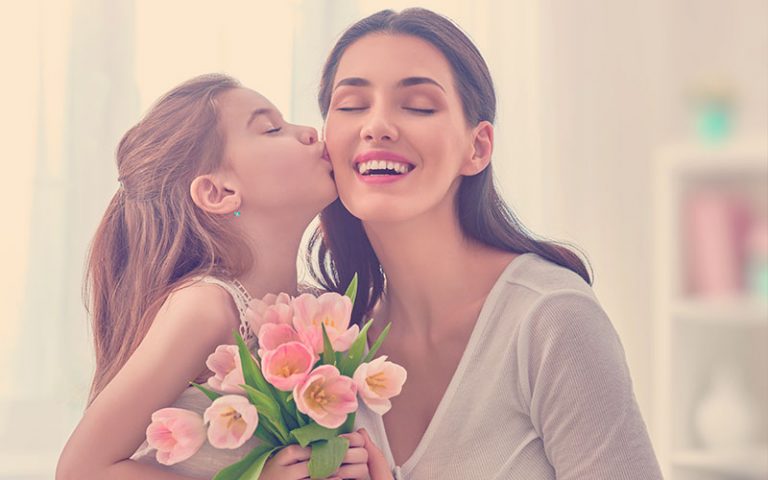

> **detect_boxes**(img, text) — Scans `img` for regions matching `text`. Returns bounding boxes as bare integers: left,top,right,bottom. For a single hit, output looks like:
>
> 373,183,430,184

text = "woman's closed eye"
403,107,436,114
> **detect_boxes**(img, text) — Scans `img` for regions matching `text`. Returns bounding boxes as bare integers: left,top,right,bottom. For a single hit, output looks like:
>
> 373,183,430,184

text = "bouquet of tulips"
144,276,407,479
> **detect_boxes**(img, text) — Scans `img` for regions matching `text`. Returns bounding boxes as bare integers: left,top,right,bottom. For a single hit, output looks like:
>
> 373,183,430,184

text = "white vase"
693,364,761,450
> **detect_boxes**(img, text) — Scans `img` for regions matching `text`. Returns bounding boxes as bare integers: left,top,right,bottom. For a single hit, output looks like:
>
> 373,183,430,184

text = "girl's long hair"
309,8,592,325
85,74,250,404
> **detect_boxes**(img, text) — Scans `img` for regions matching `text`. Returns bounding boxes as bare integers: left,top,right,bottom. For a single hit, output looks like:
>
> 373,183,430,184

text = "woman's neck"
364,200,517,342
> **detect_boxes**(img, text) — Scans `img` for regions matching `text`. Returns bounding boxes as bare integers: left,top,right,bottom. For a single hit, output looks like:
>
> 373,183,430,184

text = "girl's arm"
57,283,241,480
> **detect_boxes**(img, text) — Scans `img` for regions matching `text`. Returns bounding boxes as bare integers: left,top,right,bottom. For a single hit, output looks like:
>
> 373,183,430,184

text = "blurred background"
0,0,766,479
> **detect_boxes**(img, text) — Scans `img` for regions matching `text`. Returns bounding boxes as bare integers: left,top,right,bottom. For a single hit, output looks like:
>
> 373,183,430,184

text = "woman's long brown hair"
85,74,250,404
310,9,592,326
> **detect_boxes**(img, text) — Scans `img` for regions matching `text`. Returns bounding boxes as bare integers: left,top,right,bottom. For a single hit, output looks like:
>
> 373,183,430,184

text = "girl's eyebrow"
246,108,274,128
333,76,445,92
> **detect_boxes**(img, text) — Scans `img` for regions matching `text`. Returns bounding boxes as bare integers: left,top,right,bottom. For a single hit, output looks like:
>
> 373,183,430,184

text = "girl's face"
218,88,337,216
325,34,481,224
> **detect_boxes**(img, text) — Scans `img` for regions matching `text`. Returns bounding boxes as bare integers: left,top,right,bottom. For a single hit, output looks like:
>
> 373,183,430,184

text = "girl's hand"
359,428,394,480
326,431,370,480
258,445,313,480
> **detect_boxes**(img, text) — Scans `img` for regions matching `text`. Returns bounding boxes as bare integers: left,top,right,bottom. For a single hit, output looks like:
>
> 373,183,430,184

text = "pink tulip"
203,395,259,449
261,341,316,391
146,408,206,465
353,356,407,415
292,293,359,354
257,322,302,359
246,292,293,336
294,365,358,429
205,345,246,394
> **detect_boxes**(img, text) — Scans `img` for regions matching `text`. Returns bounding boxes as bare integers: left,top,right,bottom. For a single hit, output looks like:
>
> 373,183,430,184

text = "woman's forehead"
333,33,454,89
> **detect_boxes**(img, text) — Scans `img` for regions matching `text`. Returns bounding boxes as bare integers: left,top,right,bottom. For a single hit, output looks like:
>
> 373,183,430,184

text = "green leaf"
290,423,340,447
295,409,307,427
274,389,299,431
308,436,350,479
212,443,276,480
234,330,271,394
338,318,374,377
189,381,221,401
321,324,335,366
254,423,280,447
362,322,391,363
241,384,290,444
340,412,356,435
239,446,281,480
343,273,359,306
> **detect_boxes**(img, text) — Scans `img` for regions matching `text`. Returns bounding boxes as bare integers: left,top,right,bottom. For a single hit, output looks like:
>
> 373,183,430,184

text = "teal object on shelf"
747,261,768,298
696,102,731,143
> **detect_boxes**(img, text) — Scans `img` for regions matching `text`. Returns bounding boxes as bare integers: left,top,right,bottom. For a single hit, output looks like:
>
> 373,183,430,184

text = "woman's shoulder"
488,253,603,334
497,252,596,305
297,282,329,296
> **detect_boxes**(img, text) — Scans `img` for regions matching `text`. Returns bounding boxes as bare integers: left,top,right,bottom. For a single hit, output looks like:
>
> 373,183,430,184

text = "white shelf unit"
653,138,768,480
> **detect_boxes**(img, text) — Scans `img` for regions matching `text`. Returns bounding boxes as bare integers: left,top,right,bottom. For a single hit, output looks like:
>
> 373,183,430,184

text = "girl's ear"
190,174,241,215
460,121,494,176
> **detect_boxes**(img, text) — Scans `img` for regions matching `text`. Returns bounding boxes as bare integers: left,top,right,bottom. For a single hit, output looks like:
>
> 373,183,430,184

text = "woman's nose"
299,126,318,145
361,109,398,143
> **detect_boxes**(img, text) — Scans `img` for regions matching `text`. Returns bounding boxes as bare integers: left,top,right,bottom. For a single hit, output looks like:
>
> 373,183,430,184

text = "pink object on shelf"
683,190,751,297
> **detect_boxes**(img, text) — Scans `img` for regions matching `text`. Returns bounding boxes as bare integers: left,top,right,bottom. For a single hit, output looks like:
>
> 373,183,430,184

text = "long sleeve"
516,290,663,480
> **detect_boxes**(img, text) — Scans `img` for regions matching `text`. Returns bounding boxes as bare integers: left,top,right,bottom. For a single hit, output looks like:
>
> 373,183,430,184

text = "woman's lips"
352,150,415,184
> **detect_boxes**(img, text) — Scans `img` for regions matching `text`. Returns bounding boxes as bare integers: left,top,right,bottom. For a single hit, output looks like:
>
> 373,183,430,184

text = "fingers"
331,462,369,479
359,428,391,478
339,431,365,448
283,461,310,479
341,445,369,465
273,444,312,466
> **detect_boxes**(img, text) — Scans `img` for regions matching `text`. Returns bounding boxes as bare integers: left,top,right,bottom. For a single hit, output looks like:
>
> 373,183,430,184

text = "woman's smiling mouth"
353,150,416,181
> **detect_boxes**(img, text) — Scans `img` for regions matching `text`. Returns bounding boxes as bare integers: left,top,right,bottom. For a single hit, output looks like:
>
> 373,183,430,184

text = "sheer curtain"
0,2,545,478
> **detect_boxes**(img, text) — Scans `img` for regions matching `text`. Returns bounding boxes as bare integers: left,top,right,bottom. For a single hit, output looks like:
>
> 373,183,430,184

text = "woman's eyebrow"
333,76,445,92
398,76,445,92
333,77,370,90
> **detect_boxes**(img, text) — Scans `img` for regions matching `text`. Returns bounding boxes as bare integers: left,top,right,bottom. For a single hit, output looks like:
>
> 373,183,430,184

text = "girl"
57,74,370,480
312,9,663,480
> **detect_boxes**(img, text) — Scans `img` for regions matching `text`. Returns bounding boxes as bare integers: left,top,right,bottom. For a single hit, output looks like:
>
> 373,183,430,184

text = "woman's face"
324,33,479,224
217,88,337,216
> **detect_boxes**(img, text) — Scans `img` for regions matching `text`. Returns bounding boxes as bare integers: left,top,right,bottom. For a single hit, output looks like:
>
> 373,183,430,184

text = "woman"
311,9,662,480
57,74,369,480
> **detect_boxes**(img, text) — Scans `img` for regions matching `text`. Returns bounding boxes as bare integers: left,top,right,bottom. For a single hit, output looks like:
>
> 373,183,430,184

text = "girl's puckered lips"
321,145,331,162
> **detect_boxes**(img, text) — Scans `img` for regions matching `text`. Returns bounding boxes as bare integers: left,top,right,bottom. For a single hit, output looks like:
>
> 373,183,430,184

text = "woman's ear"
460,121,494,176
190,174,241,215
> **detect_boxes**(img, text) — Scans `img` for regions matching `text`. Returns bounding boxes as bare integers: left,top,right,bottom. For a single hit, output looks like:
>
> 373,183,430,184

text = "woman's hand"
359,428,394,480
261,432,371,480
258,445,314,480
325,430,370,479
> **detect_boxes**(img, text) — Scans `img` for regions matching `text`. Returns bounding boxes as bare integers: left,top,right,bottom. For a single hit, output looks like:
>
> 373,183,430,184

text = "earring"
233,211,241,217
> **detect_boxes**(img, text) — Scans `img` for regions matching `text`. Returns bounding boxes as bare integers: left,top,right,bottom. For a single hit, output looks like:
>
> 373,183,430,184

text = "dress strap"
195,276,254,341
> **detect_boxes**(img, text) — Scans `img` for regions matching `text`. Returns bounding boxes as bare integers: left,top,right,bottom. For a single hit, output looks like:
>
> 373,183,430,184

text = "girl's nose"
299,126,318,145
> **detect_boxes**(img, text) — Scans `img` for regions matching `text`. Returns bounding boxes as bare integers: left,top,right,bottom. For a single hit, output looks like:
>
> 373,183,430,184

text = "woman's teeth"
356,160,413,175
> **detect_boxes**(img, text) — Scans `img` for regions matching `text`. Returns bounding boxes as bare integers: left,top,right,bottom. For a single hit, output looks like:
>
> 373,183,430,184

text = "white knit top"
355,253,662,480
131,276,260,478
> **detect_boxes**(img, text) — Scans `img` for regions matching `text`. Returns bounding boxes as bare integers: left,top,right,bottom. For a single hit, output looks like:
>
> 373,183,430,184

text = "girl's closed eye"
336,105,368,112
264,126,282,134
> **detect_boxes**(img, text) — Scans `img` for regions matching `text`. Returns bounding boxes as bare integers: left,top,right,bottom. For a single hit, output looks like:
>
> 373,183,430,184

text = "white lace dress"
131,276,262,479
